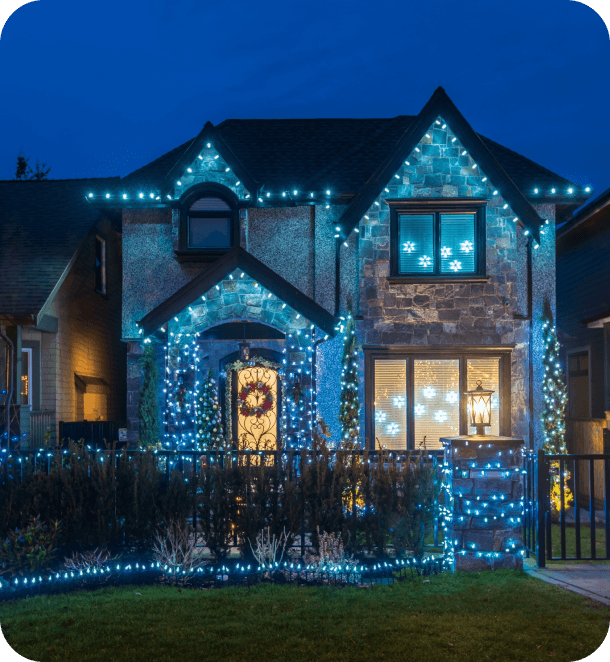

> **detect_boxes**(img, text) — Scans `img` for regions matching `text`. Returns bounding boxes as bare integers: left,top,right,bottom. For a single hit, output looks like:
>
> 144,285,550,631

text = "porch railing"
523,441,610,567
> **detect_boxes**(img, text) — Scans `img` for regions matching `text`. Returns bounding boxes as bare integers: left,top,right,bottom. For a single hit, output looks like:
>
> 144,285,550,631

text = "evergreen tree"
338,313,360,448
540,299,568,454
540,299,573,517
138,345,160,448
195,367,224,449
14,151,50,180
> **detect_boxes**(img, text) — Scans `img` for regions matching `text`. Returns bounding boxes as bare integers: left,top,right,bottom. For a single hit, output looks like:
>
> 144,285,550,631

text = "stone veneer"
355,115,555,445
125,269,325,445
442,435,525,571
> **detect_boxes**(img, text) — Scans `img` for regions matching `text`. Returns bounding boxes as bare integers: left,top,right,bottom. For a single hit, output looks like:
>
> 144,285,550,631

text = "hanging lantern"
238,341,251,361
464,380,494,436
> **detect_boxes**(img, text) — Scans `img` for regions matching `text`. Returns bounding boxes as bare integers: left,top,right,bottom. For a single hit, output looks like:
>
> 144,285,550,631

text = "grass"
548,524,609,564
0,570,608,662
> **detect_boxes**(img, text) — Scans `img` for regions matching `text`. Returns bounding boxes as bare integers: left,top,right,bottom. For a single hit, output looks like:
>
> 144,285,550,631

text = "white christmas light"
419,255,432,268
441,246,452,258
403,241,415,253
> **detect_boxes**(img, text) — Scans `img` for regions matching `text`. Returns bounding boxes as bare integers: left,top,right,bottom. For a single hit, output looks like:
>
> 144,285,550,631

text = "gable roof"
122,122,258,197
137,246,337,337
556,184,610,245
118,104,584,208
339,87,552,243
0,177,119,319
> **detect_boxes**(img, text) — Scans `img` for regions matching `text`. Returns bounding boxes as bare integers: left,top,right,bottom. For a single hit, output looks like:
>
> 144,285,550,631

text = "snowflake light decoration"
446,391,458,404
403,241,415,253
441,246,452,258
434,410,448,423
423,386,436,398
414,404,425,415
449,260,462,272
460,240,473,253
393,395,406,408
419,255,432,268
375,411,387,423
386,422,400,435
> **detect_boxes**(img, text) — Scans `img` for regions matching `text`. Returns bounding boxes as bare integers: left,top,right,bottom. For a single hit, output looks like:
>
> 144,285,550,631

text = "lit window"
370,352,506,450
389,202,485,277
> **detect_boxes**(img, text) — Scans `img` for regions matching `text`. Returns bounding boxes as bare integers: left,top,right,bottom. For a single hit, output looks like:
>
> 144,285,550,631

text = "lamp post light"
464,380,494,437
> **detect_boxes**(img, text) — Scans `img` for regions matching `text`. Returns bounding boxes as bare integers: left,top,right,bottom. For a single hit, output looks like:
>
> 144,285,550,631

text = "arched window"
177,185,239,262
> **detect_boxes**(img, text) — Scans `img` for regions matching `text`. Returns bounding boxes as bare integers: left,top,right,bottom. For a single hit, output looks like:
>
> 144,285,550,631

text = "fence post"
537,450,548,568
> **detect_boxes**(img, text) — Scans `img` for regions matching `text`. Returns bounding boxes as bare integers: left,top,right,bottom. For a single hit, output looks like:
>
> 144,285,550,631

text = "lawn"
0,570,608,662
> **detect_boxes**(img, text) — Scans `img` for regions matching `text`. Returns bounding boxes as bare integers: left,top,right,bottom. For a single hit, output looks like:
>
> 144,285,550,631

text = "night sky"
1,0,609,195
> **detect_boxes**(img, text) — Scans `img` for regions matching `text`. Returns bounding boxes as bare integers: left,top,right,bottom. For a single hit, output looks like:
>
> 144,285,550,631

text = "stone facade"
121,114,557,449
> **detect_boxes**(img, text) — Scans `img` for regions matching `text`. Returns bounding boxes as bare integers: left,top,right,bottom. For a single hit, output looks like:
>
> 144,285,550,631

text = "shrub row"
0,442,442,562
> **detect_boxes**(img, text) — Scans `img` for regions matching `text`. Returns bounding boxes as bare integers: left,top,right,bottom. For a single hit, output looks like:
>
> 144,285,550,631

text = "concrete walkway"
524,557,610,605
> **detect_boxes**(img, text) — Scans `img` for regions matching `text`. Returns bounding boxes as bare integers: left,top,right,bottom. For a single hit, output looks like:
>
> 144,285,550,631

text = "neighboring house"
0,178,126,447
556,185,610,455
74,87,591,450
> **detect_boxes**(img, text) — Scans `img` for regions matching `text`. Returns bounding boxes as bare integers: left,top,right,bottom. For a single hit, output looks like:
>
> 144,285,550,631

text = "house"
70,87,591,450
0,178,125,447
556,185,610,456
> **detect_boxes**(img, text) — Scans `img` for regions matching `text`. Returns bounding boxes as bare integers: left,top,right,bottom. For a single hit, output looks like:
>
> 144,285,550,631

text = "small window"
389,201,485,278
178,190,238,261
95,236,106,294
21,348,32,407
568,350,590,418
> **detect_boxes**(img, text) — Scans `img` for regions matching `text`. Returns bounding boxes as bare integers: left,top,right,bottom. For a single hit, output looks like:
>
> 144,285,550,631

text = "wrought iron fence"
0,447,444,556
30,410,54,447
523,442,610,567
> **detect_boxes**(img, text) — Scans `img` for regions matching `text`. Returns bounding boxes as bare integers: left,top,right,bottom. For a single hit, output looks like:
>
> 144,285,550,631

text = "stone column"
441,435,525,571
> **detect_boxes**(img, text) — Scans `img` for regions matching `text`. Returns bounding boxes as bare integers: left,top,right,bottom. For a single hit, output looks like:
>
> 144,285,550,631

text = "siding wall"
39,216,125,442
557,214,610,418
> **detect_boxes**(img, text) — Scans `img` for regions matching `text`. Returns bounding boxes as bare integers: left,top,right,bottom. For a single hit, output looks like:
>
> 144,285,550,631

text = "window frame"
388,199,487,281
177,184,240,262
567,346,591,419
94,235,107,295
364,346,512,450
21,347,32,407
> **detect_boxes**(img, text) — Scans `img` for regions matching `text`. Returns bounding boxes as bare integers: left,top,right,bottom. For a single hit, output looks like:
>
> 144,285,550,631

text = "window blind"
440,213,475,273
190,197,231,211
467,358,500,436
398,214,434,273
374,360,407,450
413,359,460,449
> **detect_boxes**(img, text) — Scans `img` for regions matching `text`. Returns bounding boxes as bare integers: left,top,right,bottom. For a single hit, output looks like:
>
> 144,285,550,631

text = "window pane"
189,217,231,248
374,360,407,449
414,359,460,449
398,214,434,273
21,350,30,405
568,351,589,418
467,358,500,436
440,213,475,273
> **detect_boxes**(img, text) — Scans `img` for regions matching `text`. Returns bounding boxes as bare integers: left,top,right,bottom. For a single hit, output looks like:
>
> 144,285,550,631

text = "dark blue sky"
1,0,608,193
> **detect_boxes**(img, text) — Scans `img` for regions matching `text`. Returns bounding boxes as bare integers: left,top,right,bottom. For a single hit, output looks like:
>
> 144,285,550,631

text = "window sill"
174,249,232,263
387,276,490,284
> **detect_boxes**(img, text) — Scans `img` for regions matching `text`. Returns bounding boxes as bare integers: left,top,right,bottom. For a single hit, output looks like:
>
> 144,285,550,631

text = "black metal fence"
0,447,444,557
58,420,124,448
523,441,610,567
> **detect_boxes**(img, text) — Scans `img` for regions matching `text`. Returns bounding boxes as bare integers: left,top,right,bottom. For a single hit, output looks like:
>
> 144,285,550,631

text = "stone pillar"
442,435,525,571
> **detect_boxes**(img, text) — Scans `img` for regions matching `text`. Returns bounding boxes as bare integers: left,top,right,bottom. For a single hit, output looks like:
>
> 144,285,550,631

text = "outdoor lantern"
464,380,494,436
238,341,251,361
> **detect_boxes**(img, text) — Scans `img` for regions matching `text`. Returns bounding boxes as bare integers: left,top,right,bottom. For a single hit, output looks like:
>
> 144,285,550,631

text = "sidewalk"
524,557,610,605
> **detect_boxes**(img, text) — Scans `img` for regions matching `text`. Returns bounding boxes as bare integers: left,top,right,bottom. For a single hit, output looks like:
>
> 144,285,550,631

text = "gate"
523,432,610,567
